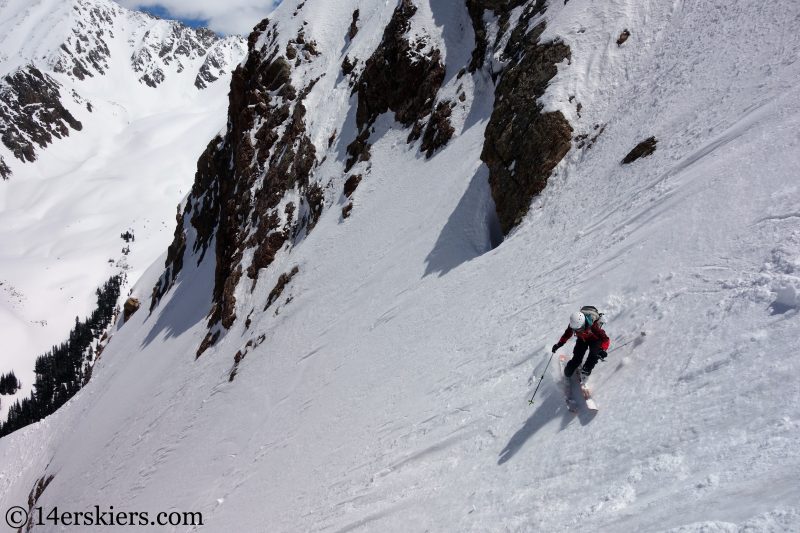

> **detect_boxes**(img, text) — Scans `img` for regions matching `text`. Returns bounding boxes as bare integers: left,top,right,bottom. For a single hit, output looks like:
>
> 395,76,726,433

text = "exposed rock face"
467,0,542,73
575,123,606,150
622,136,657,164
420,101,456,158
0,156,10,180
343,174,362,198
151,0,576,354
0,66,83,165
467,0,526,72
348,9,360,40
195,56,221,88
23,474,55,529
123,297,141,321
227,333,265,382
52,0,115,80
341,55,357,78
353,0,442,128
617,29,631,47
346,0,448,170
151,19,323,354
133,25,244,89
470,0,573,234
195,44,229,89
53,0,243,89
265,266,300,310
466,1,489,73
284,28,321,68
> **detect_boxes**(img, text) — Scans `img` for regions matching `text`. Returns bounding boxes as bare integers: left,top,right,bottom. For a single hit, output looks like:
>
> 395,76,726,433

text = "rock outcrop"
0,66,83,164
348,9,360,40
123,297,141,321
0,156,10,180
149,0,576,354
466,0,528,72
151,19,323,355
265,266,300,310
420,101,456,158
346,0,448,170
343,174,362,198
470,0,573,234
622,136,657,164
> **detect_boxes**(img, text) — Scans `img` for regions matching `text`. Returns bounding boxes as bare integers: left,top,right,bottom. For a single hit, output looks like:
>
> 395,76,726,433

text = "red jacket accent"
558,321,610,351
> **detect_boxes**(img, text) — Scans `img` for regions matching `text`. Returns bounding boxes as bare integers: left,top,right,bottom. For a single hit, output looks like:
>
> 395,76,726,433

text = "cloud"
119,1,280,35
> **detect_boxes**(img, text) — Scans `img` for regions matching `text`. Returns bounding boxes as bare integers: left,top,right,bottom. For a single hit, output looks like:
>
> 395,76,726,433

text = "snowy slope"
0,0,246,420
1,0,800,532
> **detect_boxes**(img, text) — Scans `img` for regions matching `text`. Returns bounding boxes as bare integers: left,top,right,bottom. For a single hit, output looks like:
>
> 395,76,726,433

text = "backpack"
581,305,605,327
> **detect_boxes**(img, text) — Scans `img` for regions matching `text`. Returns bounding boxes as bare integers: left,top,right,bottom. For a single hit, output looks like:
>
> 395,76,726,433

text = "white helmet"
569,311,586,330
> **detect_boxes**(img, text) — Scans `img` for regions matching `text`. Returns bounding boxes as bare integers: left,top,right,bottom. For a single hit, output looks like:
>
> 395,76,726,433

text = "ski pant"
564,338,602,377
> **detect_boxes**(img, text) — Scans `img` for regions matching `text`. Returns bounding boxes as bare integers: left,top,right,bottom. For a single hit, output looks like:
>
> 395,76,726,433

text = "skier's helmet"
569,311,586,330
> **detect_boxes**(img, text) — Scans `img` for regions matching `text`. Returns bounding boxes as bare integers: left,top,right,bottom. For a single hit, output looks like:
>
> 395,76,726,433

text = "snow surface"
0,0,245,421
1,0,800,531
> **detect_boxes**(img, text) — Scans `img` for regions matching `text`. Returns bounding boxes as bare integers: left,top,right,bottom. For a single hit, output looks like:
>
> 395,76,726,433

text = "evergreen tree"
0,371,21,395
0,275,122,438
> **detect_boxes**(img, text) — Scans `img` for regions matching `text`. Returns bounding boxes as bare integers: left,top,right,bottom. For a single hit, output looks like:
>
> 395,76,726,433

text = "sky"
120,1,280,35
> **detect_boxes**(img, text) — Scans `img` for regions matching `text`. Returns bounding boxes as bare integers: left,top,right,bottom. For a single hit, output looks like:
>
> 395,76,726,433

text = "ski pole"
606,331,646,355
528,351,555,405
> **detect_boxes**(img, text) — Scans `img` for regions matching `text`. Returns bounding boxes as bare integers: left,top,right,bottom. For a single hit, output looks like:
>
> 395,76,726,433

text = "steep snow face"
2,0,800,532
0,0,246,421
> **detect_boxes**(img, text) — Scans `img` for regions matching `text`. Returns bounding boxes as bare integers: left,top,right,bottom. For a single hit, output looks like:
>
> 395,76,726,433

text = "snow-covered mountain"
2,0,800,531
0,0,247,420
0,0,245,170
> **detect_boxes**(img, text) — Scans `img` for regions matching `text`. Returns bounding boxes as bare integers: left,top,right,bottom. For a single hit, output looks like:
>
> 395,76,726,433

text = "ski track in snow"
2,0,800,532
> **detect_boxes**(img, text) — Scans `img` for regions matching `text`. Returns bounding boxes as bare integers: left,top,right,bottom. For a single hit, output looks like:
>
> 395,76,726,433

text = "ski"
558,354,578,413
558,354,599,412
575,371,599,412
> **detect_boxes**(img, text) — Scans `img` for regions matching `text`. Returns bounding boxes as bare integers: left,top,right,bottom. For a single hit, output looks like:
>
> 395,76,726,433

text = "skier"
551,306,610,379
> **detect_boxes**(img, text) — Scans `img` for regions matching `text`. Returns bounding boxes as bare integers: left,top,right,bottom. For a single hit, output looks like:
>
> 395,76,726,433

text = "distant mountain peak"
0,0,246,176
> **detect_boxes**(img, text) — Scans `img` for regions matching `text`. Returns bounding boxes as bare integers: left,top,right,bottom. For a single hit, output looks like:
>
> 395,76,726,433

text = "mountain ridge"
0,0,246,177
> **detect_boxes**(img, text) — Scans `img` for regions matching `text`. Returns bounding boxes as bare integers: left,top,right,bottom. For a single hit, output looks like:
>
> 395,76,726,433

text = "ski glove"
552,343,563,353
597,350,608,361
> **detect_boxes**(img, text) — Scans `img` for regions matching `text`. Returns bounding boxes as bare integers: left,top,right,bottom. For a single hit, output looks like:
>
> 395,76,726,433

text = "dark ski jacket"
558,321,610,350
